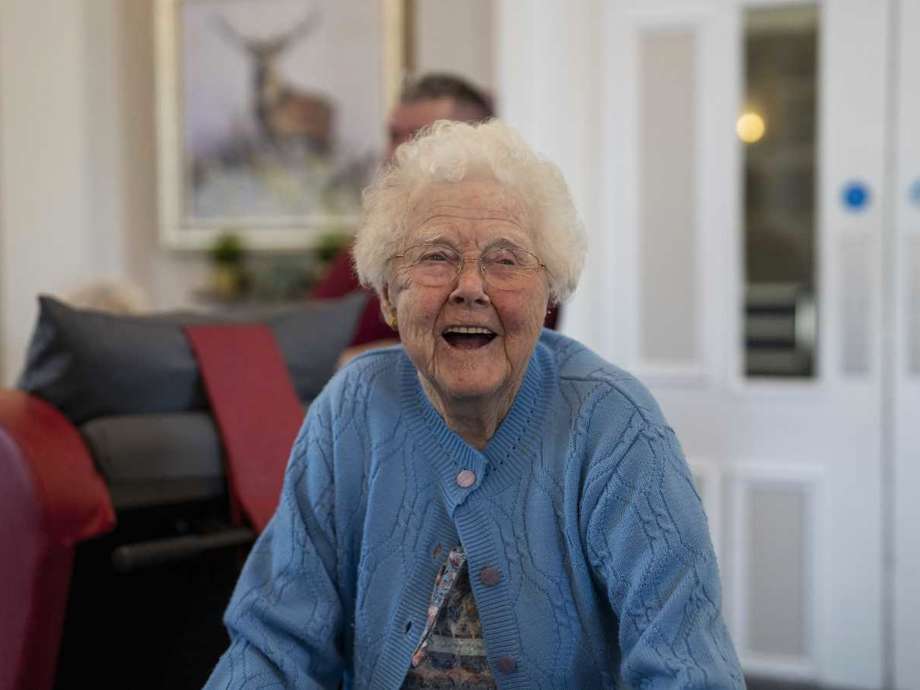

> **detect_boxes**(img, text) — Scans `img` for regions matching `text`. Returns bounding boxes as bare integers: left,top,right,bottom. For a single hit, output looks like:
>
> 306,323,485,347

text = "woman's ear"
380,283,398,331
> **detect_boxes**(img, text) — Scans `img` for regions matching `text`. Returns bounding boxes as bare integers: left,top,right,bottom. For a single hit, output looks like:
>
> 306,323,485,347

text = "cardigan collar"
400,338,555,515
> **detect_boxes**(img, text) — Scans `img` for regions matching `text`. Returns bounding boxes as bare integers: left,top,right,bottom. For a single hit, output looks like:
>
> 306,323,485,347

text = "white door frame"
497,0,893,686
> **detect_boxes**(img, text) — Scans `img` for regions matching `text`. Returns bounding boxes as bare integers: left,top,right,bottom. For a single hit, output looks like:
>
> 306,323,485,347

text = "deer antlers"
214,9,321,56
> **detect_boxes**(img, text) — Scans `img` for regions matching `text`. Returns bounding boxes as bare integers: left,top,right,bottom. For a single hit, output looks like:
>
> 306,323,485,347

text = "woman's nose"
449,260,491,306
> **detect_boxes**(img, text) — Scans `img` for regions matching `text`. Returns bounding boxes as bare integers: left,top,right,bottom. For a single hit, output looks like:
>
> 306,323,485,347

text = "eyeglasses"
391,241,546,291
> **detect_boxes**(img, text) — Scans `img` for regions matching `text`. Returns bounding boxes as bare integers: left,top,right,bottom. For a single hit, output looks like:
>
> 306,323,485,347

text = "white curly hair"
353,119,587,304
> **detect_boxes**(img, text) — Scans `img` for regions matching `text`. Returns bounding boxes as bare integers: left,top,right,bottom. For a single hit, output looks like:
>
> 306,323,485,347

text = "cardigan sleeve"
204,407,345,690
586,422,745,689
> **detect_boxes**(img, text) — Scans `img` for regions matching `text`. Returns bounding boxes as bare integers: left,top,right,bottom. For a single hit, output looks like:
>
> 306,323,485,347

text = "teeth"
444,326,494,335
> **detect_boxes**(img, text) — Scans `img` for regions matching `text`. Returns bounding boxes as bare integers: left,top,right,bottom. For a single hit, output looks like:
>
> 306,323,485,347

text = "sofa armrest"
0,390,115,544
0,390,116,690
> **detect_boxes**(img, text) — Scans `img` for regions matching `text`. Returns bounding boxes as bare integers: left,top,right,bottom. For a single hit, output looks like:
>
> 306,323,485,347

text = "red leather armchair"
0,391,115,690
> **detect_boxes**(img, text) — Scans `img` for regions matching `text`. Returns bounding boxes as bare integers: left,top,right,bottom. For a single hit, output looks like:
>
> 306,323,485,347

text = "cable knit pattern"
204,330,744,689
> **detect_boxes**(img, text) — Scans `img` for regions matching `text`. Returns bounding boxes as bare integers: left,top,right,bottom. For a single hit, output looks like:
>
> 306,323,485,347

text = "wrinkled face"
382,178,550,409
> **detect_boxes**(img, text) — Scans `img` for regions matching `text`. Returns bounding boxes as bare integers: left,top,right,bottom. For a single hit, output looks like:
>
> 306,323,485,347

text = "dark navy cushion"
80,412,228,509
18,293,364,424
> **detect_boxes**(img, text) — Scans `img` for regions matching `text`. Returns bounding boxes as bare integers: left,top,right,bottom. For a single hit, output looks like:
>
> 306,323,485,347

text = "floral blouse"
402,546,496,689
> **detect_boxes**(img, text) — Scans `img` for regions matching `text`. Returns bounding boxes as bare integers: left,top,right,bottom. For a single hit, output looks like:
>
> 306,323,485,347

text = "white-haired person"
204,120,744,689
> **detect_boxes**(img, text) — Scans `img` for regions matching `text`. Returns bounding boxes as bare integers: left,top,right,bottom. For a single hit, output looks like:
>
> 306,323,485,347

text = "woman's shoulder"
309,344,406,417
292,346,407,480
538,329,667,428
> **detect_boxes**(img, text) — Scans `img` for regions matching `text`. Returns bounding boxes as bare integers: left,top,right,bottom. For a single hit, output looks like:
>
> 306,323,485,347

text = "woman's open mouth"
441,326,497,350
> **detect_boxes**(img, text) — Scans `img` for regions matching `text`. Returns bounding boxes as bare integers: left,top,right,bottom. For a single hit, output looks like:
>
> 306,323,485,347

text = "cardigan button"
479,566,501,587
456,469,476,488
496,655,517,674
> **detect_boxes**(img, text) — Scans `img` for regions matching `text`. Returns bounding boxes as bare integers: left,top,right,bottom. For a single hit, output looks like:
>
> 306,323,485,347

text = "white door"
599,1,891,686
892,1,920,686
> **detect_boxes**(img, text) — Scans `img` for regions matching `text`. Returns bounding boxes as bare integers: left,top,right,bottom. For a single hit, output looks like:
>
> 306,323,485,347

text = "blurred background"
0,0,917,688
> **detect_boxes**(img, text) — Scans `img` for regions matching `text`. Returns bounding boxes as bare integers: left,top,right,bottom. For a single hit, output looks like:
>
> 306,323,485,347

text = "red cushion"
0,391,115,546
185,325,304,532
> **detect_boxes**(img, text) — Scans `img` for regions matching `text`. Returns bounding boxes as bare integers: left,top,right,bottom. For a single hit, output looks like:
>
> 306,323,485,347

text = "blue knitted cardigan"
205,330,744,689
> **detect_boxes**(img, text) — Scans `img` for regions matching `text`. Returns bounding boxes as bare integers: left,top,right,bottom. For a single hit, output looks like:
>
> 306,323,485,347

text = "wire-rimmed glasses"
391,241,546,291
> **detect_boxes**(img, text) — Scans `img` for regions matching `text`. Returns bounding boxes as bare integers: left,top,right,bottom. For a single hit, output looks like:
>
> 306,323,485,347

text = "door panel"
637,29,701,369
603,1,887,685
893,2,920,687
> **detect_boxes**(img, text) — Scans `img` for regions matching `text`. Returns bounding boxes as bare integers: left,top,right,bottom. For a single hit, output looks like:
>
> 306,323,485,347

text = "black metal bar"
111,527,254,573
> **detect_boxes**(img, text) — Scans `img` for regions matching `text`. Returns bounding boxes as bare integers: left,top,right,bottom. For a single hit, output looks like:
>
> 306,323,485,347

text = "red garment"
185,325,304,532
311,246,559,343
311,248,393,346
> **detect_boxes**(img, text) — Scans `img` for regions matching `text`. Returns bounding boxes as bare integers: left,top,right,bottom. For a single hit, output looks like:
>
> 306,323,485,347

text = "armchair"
0,293,365,690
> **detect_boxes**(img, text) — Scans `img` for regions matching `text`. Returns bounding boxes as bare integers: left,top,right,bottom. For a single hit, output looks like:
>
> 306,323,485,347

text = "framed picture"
155,0,406,249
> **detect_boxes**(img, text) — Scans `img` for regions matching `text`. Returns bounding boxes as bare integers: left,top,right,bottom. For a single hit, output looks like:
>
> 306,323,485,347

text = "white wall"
0,0,209,385
1,0,95,384
0,0,500,386
414,0,494,93
494,0,606,349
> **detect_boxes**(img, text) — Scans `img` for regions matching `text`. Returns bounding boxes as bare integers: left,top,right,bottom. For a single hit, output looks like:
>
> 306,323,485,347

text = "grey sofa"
1,293,365,690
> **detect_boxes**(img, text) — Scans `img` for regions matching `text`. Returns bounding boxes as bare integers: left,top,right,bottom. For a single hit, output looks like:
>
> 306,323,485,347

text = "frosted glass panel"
638,30,698,365
910,238,920,375
748,485,808,657
841,236,871,374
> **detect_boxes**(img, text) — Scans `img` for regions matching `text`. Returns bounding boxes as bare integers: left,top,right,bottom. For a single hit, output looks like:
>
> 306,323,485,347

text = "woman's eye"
420,251,452,263
488,251,519,266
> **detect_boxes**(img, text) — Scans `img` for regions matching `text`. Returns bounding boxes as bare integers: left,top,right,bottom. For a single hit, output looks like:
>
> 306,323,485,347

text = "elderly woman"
205,120,743,689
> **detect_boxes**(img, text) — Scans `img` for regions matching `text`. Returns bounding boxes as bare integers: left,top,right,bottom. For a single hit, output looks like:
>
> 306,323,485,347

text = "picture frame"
155,0,406,250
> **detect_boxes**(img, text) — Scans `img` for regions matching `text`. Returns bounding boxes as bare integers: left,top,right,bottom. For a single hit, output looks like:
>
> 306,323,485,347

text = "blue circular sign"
909,179,920,207
842,181,870,211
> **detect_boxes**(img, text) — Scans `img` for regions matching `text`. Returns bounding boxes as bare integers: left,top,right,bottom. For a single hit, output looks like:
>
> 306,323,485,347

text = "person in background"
382,73,495,160
205,118,743,688
312,74,557,365
62,279,150,314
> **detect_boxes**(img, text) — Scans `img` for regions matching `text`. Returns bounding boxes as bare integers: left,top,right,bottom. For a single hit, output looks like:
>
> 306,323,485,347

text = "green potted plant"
209,232,248,299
